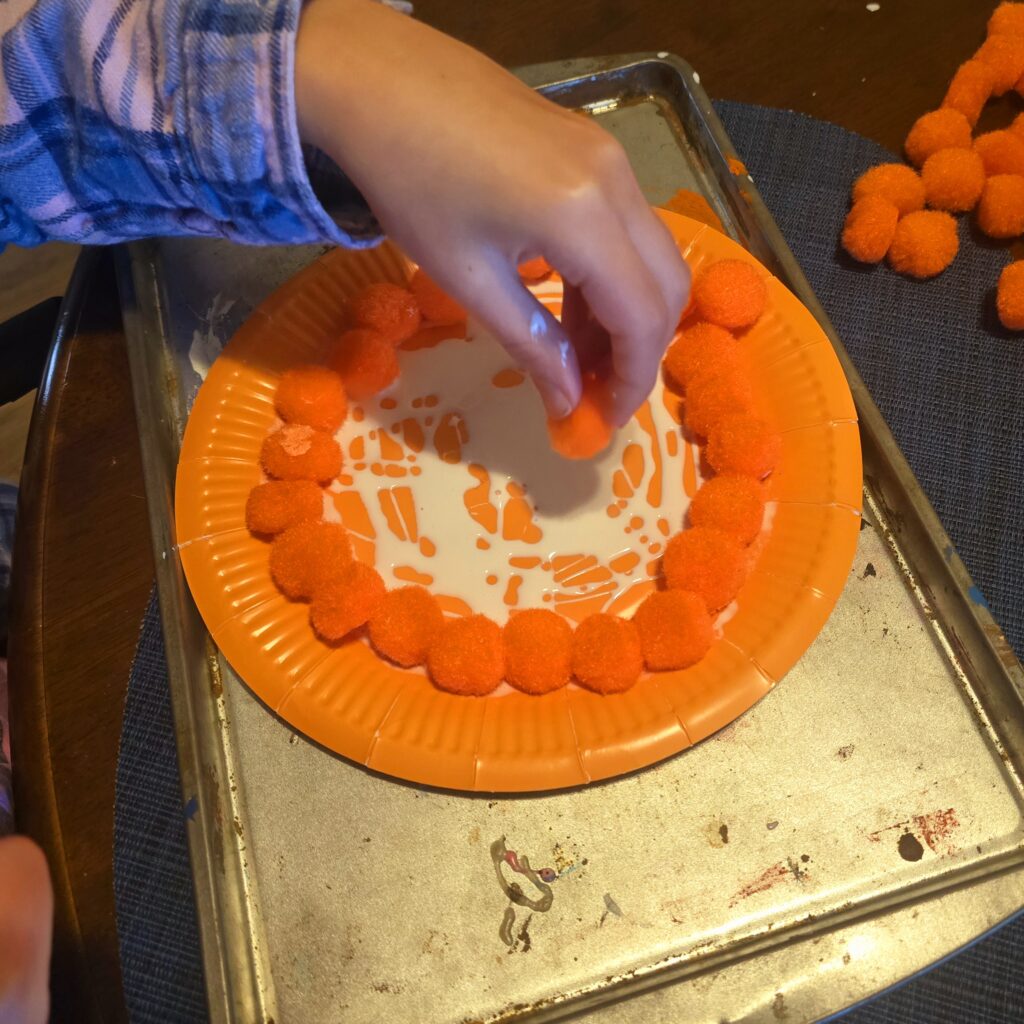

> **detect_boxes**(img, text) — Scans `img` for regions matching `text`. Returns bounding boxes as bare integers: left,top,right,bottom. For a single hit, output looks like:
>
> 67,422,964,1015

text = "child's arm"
295,0,688,423
0,0,687,422
0,0,377,250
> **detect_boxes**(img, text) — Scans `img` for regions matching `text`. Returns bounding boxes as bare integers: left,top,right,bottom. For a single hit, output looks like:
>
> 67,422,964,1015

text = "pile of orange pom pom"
241,248,782,698
842,196,900,264
842,2,1024,327
997,259,1024,327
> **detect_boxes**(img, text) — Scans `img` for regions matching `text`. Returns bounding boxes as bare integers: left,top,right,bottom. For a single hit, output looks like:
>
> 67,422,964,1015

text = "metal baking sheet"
118,54,1024,1023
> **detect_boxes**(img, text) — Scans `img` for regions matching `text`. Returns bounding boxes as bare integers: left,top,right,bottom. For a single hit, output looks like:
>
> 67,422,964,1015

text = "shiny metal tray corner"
117,54,1024,1024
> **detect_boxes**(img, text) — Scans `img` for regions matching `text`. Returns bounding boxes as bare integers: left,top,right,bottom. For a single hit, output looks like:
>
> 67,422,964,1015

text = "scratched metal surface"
120,56,1024,1023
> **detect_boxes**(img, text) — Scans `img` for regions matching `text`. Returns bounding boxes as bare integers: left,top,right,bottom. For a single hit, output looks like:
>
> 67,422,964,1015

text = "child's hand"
296,0,689,424
0,836,52,1024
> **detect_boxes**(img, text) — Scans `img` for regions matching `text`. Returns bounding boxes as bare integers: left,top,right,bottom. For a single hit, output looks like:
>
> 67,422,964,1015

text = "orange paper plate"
175,210,862,792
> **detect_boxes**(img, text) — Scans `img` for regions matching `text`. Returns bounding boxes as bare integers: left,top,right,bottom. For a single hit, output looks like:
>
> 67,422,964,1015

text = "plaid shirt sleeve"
0,0,382,248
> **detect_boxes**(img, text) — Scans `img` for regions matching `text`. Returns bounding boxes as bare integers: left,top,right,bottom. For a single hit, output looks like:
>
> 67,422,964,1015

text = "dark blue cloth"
113,101,1024,1022
718,102,1023,658
113,601,207,1023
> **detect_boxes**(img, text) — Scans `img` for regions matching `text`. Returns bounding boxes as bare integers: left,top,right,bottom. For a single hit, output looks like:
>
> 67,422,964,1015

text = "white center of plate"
327,317,702,624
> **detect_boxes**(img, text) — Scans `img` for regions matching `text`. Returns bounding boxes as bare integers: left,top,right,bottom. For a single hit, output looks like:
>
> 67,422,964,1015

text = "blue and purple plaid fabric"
0,0,380,249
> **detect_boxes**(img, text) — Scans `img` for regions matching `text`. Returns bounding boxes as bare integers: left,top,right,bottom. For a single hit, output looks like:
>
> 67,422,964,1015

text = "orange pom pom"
245,479,323,535
518,257,553,281
975,34,1024,94
688,475,766,545
275,365,347,433
942,61,996,126
841,196,900,263
974,130,1024,176
851,164,926,216
663,322,742,392
990,2,1024,37
269,521,353,601
683,369,755,437
904,109,973,167
997,260,1024,329
547,377,613,459
692,259,768,330
571,614,643,694
977,174,1024,238
349,282,421,344
634,590,713,670
705,413,782,479
921,148,986,212
1010,112,1024,138
260,424,342,483
408,269,466,325
428,614,504,696
887,210,959,278
503,608,572,695
310,562,386,641
368,586,445,667
662,527,746,612
328,328,400,399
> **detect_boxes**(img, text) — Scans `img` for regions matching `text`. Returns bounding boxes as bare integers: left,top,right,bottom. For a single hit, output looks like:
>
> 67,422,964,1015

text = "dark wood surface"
4,2,1004,1020
427,0,999,153
9,251,148,1024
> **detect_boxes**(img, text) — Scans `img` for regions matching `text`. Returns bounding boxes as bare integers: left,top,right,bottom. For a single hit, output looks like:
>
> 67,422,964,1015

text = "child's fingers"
618,198,691,331
602,151,692,327
560,283,611,376
558,192,687,423
464,259,583,420
555,136,687,423
549,213,672,426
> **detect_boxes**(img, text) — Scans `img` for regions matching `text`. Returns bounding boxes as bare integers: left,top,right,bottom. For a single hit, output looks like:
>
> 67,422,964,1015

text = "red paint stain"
914,808,960,854
867,808,960,856
729,858,808,908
